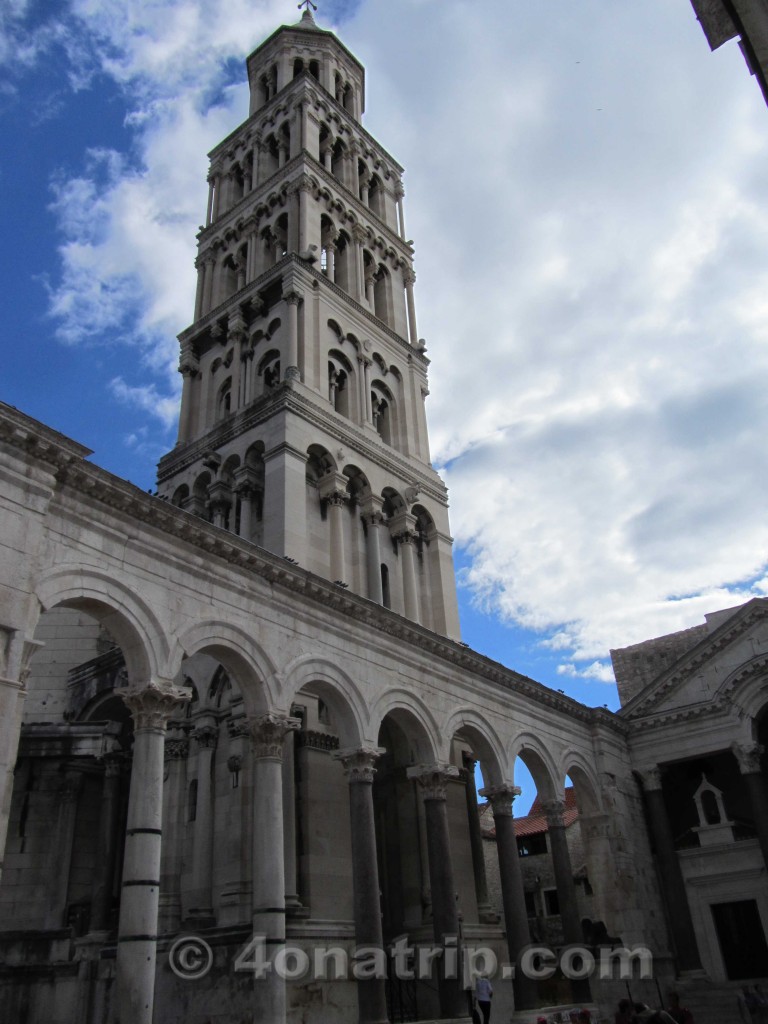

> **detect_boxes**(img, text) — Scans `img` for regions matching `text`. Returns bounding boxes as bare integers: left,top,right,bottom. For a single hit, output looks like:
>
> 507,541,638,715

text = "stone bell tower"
157,5,460,639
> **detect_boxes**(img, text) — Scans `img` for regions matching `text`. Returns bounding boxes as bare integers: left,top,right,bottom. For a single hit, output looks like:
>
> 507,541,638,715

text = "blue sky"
4,1,768,810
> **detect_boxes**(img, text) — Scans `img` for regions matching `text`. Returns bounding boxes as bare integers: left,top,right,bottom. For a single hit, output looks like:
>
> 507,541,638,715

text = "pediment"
618,599,768,721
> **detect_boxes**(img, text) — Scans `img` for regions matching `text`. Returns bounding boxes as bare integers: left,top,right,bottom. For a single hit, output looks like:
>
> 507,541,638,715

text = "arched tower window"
369,174,385,220
381,564,390,609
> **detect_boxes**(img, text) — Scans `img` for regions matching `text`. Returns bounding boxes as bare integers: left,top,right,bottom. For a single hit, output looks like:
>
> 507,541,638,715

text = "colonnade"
108,672,560,1024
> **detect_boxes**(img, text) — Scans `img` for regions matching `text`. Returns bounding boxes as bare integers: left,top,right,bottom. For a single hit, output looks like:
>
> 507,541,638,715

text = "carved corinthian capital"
247,713,301,760
334,746,386,783
541,798,566,828
479,783,522,818
732,741,765,775
121,681,191,731
407,763,459,801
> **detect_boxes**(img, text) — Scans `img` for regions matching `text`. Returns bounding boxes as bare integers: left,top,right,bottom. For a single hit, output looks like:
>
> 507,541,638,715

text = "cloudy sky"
4,0,768,722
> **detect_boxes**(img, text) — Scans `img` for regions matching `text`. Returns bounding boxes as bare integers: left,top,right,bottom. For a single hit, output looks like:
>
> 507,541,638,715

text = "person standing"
475,973,493,1024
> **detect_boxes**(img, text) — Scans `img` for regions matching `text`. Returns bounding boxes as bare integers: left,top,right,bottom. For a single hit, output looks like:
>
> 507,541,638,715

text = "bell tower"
157,6,460,639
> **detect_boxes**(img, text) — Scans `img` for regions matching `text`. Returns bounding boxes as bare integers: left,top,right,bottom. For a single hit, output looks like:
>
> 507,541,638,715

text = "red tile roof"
480,786,579,838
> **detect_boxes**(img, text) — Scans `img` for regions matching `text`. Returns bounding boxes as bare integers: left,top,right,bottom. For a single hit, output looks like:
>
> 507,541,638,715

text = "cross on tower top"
298,1,318,12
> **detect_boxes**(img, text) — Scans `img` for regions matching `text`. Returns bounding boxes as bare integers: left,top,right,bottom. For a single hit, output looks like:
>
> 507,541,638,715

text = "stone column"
115,681,189,1024
284,290,301,382
194,257,207,321
352,226,366,302
228,313,247,411
189,721,217,923
408,765,465,1019
206,178,215,227
248,713,300,1024
47,769,84,928
482,784,538,1011
361,498,384,604
0,661,28,884
326,241,336,284
362,358,373,422
365,269,376,310
237,484,254,542
298,178,312,252
404,270,418,346
395,182,406,239
637,767,702,972
212,173,222,220
90,753,125,932
325,491,347,583
391,521,420,623
462,756,494,924
733,742,768,875
282,728,302,913
159,728,189,934
202,254,215,315
335,747,389,1024
177,341,199,445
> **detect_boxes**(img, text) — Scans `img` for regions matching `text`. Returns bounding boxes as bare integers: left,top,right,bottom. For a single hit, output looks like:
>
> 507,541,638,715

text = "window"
544,889,560,916
517,833,547,856
524,891,537,917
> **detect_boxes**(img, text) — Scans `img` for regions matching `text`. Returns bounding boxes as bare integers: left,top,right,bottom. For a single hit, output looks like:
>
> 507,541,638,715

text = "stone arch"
171,483,189,508
35,566,168,685
717,654,768,725
510,732,560,801
256,348,281,392
281,655,367,748
327,347,354,418
371,379,397,447
372,689,441,763
305,443,337,484
343,464,370,503
444,707,507,787
171,620,279,715
559,753,603,815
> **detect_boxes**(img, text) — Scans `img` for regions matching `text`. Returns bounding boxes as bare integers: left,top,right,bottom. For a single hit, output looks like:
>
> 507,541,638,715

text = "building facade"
0,8,767,1024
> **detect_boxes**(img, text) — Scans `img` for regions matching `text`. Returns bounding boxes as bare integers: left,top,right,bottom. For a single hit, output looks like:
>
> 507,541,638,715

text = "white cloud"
18,0,768,686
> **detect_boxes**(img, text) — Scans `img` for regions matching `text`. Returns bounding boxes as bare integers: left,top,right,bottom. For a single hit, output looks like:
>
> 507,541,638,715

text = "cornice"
619,599,768,721
157,384,449,507
0,402,623,734
0,401,93,467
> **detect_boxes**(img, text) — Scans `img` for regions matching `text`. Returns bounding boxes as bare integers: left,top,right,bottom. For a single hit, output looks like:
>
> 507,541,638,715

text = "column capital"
247,712,301,761
732,741,765,774
352,223,367,245
541,798,566,828
283,289,302,307
121,681,191,732
165,737,190,761
479,783,522,817
193,724,218,750
636,765,664,792
334,746,386,783
407,763,459,800
403,268,416,286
